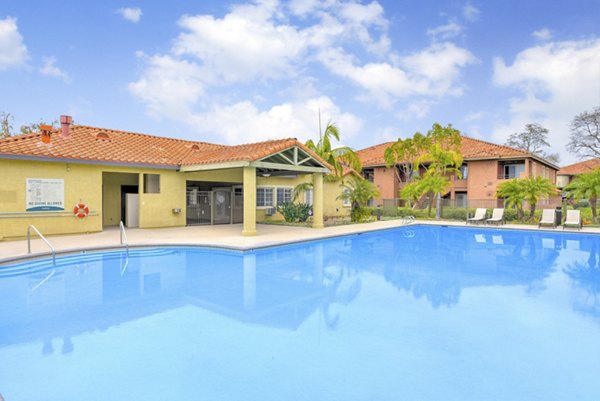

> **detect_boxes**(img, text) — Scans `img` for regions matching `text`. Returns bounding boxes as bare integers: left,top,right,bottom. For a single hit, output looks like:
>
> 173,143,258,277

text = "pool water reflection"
1,225,600,400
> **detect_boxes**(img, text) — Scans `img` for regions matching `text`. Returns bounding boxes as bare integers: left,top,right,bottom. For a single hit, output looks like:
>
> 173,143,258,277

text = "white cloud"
129,1,474,141
128,53,209,119
173,12,307,83
318,42,476,108
492,38,600,164
0,17,28,71
427,21,463,41
39,56,70,82
397,100,433,121
189,96,363,145
118,7,142,23
462,3,480,22
532,28,552,41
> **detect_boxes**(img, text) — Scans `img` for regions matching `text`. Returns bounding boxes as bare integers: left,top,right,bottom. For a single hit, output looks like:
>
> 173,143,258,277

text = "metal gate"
232,186,243,223
186,189,211,225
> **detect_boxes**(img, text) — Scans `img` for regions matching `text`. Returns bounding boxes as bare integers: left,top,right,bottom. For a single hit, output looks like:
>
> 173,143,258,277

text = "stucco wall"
372,166,398,205
0,160,347,239
0,159,103,239
466,160,499,200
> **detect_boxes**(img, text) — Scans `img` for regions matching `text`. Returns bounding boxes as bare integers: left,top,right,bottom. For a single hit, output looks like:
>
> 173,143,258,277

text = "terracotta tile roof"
559,158,600,175
357,136,531,167
179,137,330,169
0,125,331,170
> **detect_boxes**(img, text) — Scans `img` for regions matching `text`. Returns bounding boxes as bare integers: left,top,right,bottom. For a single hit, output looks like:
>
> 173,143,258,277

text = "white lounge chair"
467,208,486,224
538,209,556,229
486,208,504,225
563,209,582,230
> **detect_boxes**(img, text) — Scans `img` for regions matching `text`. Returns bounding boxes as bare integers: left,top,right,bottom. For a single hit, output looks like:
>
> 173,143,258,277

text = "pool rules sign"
26,178,65,211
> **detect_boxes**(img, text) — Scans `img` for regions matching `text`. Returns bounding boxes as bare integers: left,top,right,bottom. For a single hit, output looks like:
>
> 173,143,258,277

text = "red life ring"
74,203,89,218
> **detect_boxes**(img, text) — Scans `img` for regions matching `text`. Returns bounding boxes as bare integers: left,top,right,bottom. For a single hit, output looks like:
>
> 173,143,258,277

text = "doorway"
121,185,139,224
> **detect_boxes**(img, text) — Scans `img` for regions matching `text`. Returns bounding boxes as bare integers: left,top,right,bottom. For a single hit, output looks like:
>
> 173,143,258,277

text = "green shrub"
296,203,312,222
277,202,298,222
277,202,313,223
441,207,468,220
351,206,373,222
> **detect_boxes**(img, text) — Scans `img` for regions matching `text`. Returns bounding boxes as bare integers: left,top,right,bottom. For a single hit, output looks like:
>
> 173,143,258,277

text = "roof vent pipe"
60,115,72,138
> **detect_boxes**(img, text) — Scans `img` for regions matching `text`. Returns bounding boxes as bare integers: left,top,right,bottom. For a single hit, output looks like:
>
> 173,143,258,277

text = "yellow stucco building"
0,117,352,240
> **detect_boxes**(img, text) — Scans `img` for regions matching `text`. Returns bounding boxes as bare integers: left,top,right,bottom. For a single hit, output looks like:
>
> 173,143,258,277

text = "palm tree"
305,121,362,180
496,179,525,220
416,124,463,219
398,180,422,209
564,168,600,222
337,177,380,222
521,176,557,219
417,175,452,217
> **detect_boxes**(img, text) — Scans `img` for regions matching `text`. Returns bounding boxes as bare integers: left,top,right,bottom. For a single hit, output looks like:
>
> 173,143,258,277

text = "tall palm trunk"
591,196,598,223
427,192,433,216
529,202,536,221
435,193,442,220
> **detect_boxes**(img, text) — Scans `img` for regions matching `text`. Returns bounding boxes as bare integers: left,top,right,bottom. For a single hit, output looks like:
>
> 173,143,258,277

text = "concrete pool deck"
1,219,598,263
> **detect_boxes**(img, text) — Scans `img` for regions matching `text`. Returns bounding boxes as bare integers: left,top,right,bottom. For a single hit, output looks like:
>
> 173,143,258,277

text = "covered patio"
180,143,331,236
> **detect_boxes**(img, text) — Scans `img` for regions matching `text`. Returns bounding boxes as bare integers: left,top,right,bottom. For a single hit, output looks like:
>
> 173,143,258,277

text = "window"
499,163,525,179
459,164,468,179
342,188,351,207
304,189,313,206
144,174,160,193
256,187,273,207
276,187,292,206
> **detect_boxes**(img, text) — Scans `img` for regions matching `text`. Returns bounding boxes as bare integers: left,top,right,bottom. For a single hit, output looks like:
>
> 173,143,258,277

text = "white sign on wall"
26,178,65,211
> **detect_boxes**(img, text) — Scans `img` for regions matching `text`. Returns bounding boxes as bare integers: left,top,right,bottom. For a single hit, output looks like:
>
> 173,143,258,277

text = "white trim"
256,186,275,208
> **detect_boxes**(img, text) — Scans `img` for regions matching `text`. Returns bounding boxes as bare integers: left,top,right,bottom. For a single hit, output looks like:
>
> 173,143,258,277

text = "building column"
242,166,257,236
312,172,324,229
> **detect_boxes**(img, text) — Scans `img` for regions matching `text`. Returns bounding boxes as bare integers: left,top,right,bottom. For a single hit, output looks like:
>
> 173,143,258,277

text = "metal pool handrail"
27,225,56,265
401,216,415,225
119,221,129,250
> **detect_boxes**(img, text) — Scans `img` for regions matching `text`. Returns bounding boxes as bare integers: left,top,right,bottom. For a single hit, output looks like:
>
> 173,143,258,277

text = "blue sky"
1,0,599,165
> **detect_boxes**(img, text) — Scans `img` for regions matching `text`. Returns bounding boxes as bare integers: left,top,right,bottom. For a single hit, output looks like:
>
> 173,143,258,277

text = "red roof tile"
0,125,331,170
559,158,600,175
357,136,533,167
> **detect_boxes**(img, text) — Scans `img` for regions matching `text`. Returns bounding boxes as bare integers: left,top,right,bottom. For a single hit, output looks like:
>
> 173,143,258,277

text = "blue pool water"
2,225,600,400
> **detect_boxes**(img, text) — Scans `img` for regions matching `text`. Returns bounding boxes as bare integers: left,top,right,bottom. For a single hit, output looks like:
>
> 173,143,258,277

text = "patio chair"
563,209,582,230
538,209,556,229
486,208,504,225
467,208,486,225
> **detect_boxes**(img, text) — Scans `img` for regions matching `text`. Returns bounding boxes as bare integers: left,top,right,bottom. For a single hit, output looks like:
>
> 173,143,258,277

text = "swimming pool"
1,225,600,400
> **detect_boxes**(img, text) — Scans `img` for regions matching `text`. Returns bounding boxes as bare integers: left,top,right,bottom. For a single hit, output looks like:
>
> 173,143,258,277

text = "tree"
305,121,362,180
505,123,559,164
496,177,556,221
20,119,57,135
337,177,380,222
496,179,526,220
521,176,557,219
384,133,428,184
564,168,600,222
398,180,422,209
417,175,452,217
416,123,463,220
0,111,57,138
567,106,600,159
0,112,13,138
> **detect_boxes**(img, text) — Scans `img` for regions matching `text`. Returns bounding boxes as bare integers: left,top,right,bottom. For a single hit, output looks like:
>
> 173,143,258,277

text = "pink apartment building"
356,136,560,207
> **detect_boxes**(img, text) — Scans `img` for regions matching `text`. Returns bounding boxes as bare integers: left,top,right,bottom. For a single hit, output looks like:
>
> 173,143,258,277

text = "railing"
401,215,415,225
119,221,129,250
27,225,56,265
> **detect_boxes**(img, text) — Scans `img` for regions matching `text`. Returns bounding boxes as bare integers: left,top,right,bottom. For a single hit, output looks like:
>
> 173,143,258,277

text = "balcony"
452,179,468,190
497,173,519,180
